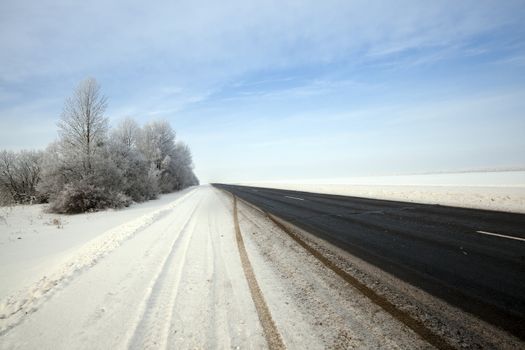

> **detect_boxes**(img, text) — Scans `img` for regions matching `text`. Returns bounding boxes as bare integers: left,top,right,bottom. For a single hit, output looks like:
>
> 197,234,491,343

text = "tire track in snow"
206,197,240,347
0,189,198,336
164,188,265,349
203,208,219,346
127,195,203,350
232,195,286,350
167,198,217,347
204,191,250,348
130,187,267,349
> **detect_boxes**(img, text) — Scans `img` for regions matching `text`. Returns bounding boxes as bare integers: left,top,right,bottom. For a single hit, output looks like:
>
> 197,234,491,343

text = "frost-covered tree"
137,120,175,170
137,120,179,193
39,79,132,213
0,150,43,204
108,118,159,202
112,117,140,153
171,142,199,189
58,78,108,175
1,79,198,212
37,141,69,201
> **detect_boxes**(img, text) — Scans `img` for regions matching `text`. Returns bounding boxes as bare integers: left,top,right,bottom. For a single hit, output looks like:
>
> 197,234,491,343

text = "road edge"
232,192,455,350
231,194,286,350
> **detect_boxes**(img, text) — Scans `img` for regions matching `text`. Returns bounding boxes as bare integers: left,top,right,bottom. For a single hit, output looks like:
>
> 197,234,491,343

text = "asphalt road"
213,184,525,340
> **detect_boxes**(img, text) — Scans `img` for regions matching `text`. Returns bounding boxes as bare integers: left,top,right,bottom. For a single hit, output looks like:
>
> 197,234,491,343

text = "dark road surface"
213,184,525,340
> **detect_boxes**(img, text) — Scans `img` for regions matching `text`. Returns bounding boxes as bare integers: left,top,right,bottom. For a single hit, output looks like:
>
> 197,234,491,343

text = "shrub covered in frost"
49,181,131,214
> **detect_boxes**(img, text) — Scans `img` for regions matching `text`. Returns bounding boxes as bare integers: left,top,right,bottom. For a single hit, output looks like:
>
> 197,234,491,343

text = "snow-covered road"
1,185,521,349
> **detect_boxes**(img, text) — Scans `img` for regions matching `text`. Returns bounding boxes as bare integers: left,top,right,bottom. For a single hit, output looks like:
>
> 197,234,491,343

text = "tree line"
0,78,199,213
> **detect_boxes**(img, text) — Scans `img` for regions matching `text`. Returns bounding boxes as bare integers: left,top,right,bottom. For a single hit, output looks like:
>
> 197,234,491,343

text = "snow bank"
0,188,196,334
241,171,525,213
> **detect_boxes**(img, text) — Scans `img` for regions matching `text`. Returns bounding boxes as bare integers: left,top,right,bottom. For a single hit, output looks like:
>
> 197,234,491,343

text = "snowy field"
242,170,525,213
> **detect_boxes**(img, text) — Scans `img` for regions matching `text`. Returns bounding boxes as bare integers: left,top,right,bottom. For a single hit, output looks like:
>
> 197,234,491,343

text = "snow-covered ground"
0,186,266,349
0,188,195,301
241,170,525,213
0,185,520,348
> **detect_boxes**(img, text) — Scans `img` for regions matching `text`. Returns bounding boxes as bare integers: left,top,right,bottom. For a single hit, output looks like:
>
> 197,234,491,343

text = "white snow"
0,188,194,302
241,170,525,213
0,186,266,349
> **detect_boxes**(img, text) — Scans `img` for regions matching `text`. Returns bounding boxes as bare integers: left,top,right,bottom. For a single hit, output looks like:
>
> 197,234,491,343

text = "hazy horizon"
2,0,525,183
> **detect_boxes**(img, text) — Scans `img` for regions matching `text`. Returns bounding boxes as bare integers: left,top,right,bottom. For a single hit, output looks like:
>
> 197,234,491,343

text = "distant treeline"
0,78,199,213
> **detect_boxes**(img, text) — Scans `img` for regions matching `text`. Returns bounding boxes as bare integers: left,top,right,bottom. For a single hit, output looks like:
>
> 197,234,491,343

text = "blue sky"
1,0,525,183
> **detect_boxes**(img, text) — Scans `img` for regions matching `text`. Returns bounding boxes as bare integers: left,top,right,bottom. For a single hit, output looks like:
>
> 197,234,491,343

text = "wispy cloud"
2,0,523,83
